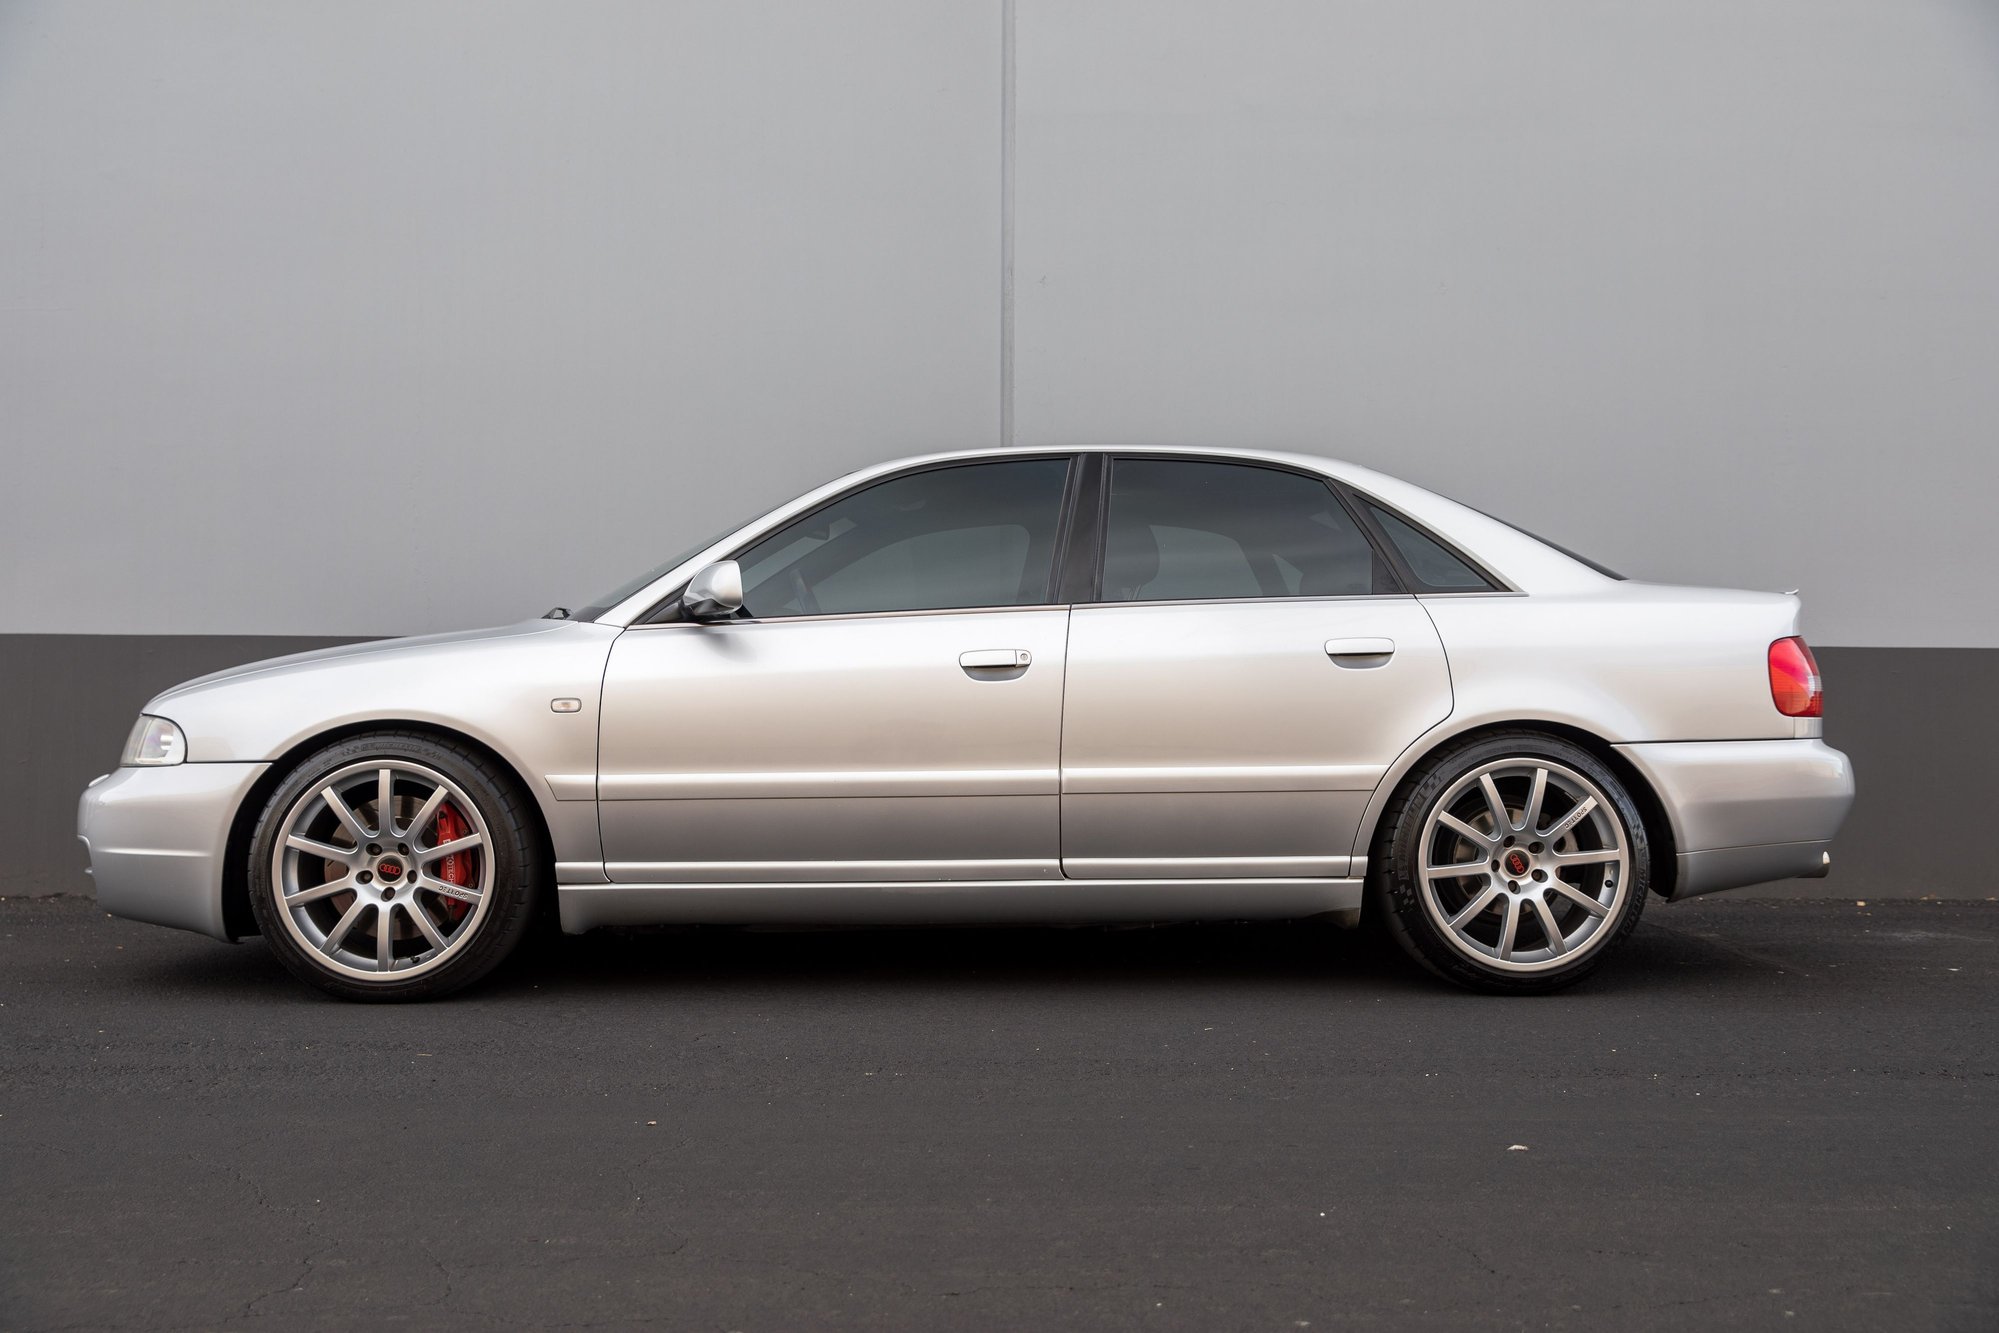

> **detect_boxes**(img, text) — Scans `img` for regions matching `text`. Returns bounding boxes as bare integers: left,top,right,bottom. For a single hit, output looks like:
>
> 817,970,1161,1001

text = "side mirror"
681,560,744,621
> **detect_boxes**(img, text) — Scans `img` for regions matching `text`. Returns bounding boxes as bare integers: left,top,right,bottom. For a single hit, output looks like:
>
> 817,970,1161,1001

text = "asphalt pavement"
2,894,1994,1331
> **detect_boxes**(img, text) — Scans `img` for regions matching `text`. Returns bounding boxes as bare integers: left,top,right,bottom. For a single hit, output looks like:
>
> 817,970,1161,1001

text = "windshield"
570,518,754,621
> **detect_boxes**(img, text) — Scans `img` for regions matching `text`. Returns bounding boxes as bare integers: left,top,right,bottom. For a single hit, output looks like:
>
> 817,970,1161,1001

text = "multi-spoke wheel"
1374,731,1649,993
248,732,542,1001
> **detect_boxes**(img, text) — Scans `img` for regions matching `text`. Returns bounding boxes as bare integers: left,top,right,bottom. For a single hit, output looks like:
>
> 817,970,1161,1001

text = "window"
1099,459,1397,602
1358,500,1497,592
735,459,1070,617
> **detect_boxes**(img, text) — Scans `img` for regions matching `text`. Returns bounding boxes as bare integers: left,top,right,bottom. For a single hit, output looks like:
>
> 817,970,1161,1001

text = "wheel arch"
1358,718,1678,901
219,719,556,939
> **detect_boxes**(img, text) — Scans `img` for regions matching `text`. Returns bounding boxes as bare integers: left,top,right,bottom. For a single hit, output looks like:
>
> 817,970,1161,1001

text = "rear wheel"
1374,731,1648,994
247,732,542,1002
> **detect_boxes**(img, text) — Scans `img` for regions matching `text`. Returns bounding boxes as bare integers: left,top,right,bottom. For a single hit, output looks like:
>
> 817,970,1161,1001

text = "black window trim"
1073,452,1415,606
1335,482,1514,596
639,453,1086,625
1052,452,1107,603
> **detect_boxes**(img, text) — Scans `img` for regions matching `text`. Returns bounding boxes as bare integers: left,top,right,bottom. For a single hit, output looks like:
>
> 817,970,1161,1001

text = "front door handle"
1325,637,1395,667
960,649,1031,671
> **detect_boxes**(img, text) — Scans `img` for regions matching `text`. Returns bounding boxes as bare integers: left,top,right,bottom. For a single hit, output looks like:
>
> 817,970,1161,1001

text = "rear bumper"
1614,739,1854,901
77,763,268,940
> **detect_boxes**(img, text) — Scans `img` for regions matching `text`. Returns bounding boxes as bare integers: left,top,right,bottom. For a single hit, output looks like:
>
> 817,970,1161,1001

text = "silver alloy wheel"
269,759,496,982
1416,757,1630,974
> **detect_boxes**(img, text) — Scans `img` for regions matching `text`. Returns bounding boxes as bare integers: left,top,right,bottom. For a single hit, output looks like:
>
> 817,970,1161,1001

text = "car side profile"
78,447,1855,1001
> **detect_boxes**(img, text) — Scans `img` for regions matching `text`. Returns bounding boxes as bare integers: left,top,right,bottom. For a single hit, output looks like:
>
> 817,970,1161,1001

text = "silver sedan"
79,447,1854,1000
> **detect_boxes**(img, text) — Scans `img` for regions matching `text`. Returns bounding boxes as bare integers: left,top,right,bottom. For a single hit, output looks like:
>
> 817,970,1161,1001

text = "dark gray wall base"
5,635,363,895
1809,647,1994,899
4,636,1988,900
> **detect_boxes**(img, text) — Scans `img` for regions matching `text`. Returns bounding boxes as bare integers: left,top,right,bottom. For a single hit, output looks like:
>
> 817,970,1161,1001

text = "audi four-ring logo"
1504,850,1531,877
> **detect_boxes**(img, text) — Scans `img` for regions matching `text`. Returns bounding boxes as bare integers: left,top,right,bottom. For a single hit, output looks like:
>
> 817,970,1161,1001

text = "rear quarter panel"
1420,584,1804,744
1347,582,1805,860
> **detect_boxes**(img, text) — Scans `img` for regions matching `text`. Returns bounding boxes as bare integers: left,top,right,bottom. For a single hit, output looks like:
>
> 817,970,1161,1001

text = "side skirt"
556,877,1365,934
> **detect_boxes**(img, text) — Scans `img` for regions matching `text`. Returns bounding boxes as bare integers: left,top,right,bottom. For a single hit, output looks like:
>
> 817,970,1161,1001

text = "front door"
598,457,1075,884
1059,457,1454,879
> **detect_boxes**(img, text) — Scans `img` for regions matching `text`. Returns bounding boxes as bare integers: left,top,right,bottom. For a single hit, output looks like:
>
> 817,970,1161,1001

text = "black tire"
247,731,544,1002
1371,730,1648,995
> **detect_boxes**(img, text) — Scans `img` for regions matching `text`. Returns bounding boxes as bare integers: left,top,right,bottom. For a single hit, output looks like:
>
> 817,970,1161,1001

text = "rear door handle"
960,649,1031,671
1325,637,1395,666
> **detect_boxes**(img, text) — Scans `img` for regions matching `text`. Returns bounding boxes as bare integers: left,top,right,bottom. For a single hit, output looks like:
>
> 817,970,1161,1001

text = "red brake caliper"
433,801,472,921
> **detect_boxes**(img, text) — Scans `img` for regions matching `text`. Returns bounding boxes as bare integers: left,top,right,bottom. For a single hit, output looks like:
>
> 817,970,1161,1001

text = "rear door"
1059,457,1454,879
598,456,1076,884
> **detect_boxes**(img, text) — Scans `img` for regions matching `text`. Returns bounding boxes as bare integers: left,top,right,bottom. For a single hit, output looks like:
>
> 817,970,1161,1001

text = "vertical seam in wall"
999,0,1017,449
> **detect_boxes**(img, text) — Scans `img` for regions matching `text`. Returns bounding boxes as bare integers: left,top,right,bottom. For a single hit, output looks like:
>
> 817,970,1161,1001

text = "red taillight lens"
1769,636,1823,717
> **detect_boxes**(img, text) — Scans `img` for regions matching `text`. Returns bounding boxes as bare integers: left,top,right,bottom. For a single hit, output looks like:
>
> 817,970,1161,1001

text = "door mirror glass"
681,560,744,621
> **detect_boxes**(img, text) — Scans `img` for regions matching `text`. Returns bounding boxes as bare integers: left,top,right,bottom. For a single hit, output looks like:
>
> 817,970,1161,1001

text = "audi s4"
79,447,1854,1000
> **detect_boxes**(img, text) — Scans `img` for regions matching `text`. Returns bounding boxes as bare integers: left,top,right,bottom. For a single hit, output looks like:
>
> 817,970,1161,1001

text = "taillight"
1769,637,1823,717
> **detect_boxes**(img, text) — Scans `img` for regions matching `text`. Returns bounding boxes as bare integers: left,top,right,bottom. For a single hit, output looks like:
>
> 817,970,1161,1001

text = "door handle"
1325,637,1395,667
960,649,1031,670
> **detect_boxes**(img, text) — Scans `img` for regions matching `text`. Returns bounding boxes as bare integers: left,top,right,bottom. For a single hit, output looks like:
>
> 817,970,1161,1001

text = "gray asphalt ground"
2,895,1994,1332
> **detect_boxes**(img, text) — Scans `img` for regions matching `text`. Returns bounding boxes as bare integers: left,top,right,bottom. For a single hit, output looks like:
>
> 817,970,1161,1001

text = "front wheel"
1374,732,1649,994
247,732,543,1002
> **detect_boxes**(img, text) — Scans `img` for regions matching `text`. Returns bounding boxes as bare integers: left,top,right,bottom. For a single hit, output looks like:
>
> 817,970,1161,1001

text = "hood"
150,620,570,706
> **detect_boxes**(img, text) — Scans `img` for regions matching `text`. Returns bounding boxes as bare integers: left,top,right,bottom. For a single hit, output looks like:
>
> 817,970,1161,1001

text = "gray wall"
4,2,1997,898
1,1,1003,636
1012,2,1999,649
5,1,1998,644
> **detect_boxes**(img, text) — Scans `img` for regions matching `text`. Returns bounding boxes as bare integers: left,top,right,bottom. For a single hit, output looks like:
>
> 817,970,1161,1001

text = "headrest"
1102,519,1159,599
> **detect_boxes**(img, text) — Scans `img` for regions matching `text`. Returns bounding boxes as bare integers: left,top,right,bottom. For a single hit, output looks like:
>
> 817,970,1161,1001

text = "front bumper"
1614,739,1855,901
77,762,269,940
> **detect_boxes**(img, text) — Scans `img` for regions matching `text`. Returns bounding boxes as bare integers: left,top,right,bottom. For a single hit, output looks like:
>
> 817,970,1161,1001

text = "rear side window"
1100,459,1399,602
1358,500,1497,592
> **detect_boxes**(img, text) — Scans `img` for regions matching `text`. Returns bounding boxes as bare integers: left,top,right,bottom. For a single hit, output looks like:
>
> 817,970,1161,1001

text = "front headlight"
122,715,187,767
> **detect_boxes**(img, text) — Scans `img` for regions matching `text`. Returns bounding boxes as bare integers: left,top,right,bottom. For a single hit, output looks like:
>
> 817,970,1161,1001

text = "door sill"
556,877,1363,933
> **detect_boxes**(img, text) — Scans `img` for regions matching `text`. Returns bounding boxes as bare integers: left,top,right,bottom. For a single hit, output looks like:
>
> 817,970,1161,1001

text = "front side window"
1099,459,1397,602
735,459,1071,617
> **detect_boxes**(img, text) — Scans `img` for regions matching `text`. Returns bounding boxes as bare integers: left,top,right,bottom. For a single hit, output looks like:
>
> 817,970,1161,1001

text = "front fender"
143,620,621,869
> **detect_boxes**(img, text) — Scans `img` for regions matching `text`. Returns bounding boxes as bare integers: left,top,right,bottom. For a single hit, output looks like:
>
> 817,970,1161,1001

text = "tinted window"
1101,459,1396,602
1361,501,1496,591
736,459,1070,617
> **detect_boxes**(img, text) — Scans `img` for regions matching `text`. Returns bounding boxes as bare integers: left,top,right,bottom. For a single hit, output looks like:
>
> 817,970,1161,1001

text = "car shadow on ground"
113,901,1880,1005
